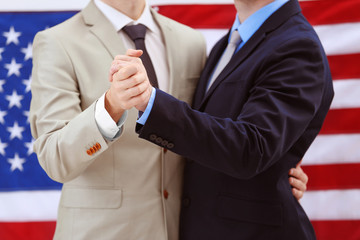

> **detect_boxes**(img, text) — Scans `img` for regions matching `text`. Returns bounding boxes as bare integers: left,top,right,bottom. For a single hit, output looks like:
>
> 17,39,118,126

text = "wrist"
105,90,125,122
136,88,152,112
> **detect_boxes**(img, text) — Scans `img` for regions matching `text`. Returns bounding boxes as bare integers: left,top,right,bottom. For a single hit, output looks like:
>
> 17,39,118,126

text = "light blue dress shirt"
138,0,289,125
137,87,156,125
231,0,289,52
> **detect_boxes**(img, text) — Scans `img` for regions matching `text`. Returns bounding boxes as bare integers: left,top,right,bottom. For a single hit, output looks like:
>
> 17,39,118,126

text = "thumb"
296,159,303,167
126,49,143,57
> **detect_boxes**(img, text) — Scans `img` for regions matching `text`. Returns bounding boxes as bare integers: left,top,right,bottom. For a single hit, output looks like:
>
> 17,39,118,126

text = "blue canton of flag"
0,12,76,192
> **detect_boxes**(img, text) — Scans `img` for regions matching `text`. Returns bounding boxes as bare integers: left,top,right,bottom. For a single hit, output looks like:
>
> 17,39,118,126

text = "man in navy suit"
110,0,333,239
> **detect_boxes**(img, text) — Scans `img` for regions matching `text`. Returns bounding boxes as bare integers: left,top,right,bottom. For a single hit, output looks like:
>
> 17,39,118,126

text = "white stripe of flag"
314,23,360,56
331,79,360,110
301,189,360,220
0,191,60,222
303,134,360,166
0,0,321,12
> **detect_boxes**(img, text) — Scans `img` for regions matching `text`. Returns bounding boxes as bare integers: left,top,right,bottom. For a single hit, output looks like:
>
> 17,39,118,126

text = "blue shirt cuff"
137,87,156,125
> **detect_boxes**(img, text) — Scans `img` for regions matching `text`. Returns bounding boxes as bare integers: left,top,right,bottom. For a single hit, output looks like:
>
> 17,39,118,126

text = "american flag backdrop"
0,0,359,239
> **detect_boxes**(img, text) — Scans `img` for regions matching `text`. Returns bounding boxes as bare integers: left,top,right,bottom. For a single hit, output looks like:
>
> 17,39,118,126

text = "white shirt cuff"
95,93,128,140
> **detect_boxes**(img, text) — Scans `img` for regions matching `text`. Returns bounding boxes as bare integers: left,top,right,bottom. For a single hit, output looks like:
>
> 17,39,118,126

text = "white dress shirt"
93,0,169,140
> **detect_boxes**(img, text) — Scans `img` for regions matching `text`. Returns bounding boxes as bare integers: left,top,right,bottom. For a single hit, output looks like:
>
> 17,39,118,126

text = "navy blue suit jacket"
138,0,334,239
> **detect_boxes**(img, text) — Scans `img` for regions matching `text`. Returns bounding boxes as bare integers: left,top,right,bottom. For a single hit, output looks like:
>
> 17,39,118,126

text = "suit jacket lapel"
203,31,266,100
82,4,179,97
82,1,126,59
193,33,229,109
151,10,179,97
197,0,301,110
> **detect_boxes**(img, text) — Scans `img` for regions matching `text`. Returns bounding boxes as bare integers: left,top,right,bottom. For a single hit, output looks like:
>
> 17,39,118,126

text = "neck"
234,0,274,23
100,0,146,20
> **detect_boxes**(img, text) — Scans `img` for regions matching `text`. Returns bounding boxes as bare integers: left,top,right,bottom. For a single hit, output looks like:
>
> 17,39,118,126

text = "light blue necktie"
207,30,241,91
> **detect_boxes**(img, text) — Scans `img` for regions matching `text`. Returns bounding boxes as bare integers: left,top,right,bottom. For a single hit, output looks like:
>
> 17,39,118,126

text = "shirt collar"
229,0,289,44
94,0,158,33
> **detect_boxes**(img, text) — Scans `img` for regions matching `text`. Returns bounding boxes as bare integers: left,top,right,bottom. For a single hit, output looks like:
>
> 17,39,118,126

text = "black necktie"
123,24,159,88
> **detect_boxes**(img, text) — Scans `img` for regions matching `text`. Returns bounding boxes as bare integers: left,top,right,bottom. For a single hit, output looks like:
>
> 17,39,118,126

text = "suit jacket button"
150,134,157,141
183,197,191,207
161,140,169,146
90,147,96,154
86,149,92,156
163,190,169,199
155,137,163,144
167,143,174,149
95,143,101,150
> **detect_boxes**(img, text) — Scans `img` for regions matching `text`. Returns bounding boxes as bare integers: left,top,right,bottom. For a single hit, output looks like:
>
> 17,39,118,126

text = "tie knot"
123,24,147,41
229,30,241,46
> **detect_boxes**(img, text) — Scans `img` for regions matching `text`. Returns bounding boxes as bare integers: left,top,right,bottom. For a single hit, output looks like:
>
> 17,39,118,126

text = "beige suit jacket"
29,1,206,239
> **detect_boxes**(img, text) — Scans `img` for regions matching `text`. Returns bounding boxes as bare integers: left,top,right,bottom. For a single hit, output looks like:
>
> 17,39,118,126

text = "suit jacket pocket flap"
217,195,283,226
61,188,122,209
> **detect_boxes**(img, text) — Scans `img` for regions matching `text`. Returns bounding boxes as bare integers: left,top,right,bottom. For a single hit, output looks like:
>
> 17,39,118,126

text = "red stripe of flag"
301,0,360,26
0,221,56,240
320,108,360,134
328,54,360,81
303,163,360,191
311,220,360,240
156,1,360,29
2,220,360,240
157,4,235,29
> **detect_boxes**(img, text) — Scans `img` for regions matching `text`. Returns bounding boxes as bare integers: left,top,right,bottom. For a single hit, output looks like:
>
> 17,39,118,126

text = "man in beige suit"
29,0,308,239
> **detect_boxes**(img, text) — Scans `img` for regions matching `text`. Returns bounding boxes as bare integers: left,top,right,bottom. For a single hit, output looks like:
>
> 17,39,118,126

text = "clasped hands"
105,49,152,121
104,50,308,200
